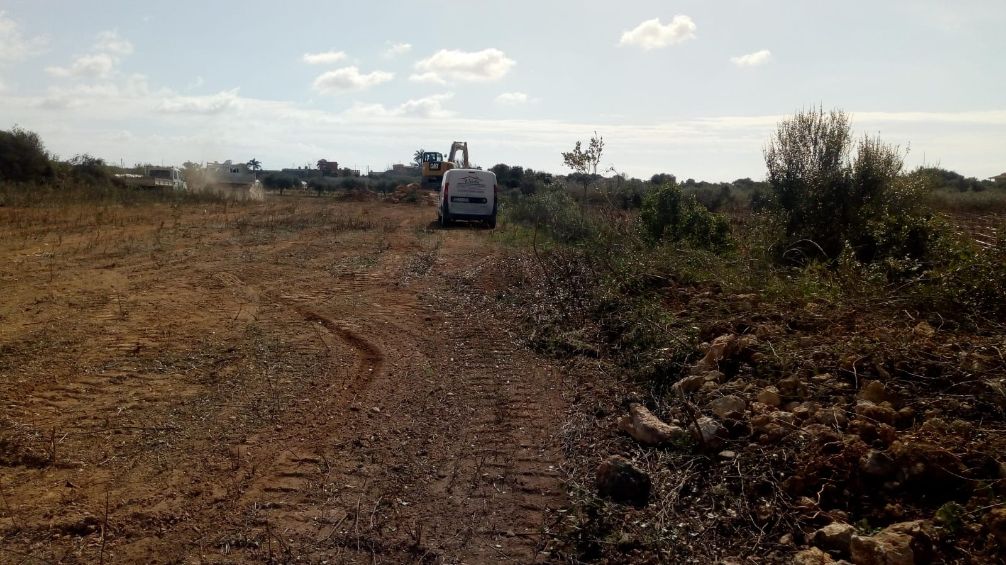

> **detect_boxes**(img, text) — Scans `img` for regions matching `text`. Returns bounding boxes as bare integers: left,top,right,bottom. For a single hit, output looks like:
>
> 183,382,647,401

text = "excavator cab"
421,142,471,188
421,152,446,187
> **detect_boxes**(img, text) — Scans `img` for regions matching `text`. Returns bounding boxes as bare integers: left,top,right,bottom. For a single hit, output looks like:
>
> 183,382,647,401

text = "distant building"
317,159,340,176
391,163,417,173
991,172,1006,183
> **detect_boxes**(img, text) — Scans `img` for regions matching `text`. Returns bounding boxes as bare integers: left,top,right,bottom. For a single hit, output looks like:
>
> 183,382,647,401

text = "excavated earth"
0,197,571,563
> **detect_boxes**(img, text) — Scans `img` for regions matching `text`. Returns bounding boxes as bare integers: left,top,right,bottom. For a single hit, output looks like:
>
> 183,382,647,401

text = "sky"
0,0,1004,181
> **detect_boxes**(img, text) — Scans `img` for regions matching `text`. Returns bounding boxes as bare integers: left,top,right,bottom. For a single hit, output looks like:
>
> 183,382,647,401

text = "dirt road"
0,198,569,563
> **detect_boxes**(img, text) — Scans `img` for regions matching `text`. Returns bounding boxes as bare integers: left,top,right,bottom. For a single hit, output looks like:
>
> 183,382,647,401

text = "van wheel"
486,213,497,229
439,205,451,228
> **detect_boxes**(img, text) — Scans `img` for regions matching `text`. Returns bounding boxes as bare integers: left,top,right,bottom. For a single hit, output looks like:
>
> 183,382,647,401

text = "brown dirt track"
0,198,570,563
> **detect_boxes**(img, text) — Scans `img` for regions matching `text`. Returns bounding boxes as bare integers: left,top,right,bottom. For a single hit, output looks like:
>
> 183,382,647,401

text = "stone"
861,450,896,478
695,416,727,449
986,507,1006,546
692,334,757,373
814,406,849,428
674,374,708,394
778,375,806,398
854,400,897,426
793,547,835,565
757,386,782,407
617,403,689,446
813,522,855,556
596,456,650,507
793,402,819,420
708,395,746,418
913,321,936,338
858,381,889,404
849,521,932,565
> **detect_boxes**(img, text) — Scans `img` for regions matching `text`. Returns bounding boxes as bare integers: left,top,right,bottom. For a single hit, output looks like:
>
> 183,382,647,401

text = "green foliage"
0,126,54,183
919,234,1006,321
490,163,553,196
338,177,364,190
262,173,298,193
505,187,598,244
640,181,731,250
62,154,119,186
763,107,934,262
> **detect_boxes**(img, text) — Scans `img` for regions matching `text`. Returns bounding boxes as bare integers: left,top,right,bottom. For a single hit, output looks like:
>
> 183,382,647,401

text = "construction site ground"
0,197,570,563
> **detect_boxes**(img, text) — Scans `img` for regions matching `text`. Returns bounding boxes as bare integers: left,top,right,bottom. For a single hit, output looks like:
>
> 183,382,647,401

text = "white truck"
437,168,498,228
117,167,187,191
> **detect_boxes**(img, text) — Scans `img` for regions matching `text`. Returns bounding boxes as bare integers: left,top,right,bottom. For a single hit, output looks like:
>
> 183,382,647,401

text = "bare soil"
0,198,570,563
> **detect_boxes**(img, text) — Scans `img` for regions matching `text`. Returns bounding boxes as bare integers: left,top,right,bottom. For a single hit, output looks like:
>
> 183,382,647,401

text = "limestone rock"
757,386,782,407
793,547,836,565
986,507,1006,546
692,334,756,373
858,381,889,404
861,449,896,478
708,395,746,419
695,416,728,449
813,522,855,556
854,400,897,426
850,521,932,565
617,403,689,446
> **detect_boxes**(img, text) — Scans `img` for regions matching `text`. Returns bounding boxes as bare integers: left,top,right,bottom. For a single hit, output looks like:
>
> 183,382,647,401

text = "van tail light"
444,183,449,198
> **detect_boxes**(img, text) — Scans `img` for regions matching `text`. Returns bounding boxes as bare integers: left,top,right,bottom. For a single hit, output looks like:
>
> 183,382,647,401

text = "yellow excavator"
421,141,470,188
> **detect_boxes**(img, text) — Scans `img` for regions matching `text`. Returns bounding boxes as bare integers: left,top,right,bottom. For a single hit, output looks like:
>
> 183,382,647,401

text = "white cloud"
411,49,515,83
46,53,117,78
312,66,394,93
619,16,696,50
347,93,455,120
0,11,47,63
302,50,347,65
496,92,529,106
159,89,241,114
46,30,135,79
731,49,772,67
384,42,411,58
94,30,133,56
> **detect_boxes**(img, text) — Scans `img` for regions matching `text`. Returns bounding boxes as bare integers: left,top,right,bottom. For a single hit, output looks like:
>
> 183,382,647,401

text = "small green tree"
413,149,425,167
562,131,604,203
763,106,927,262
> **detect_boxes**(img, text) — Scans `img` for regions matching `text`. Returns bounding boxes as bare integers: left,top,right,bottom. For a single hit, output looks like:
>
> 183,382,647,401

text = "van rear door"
445,170,495,218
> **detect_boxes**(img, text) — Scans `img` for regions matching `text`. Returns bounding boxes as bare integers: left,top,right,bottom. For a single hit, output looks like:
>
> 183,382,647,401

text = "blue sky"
1,0,1004,180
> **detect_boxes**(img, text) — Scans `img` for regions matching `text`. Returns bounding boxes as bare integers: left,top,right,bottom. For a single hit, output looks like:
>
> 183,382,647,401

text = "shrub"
63,154,118,186
639,181,731,250
506,187,598,244
0,127,54,183
764,107,933,262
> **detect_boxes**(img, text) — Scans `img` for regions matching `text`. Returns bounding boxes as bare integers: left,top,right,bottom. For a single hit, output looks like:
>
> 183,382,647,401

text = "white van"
437,169,498,228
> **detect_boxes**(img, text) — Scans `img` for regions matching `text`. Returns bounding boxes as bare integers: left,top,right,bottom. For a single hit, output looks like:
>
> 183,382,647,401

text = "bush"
763,107,933,263
639,181,731,250
0,127,54,183
506,187,598,244
63,154,118,186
